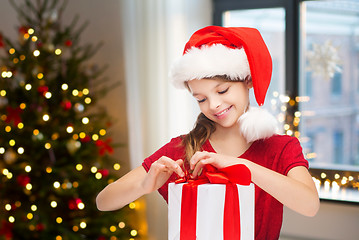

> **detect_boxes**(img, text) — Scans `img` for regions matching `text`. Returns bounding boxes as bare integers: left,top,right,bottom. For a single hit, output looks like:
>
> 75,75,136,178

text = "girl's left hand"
189,151,241,178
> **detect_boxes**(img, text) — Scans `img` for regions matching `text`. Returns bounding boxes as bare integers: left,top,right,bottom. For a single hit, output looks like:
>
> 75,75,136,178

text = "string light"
61,83,68,90
56,217,63,224
43,114,50,121
5,204,12,211
50,201,57,208
113,163,120,170
76,164,83,171
82,117,89,124
9,139,16,146
55,49,62,55
25,183,32,190
25,165,31,172
53,181,61,189
33,50,40,57
28,28,34,35
0,147,4,154
79,221,87,229
118,222,125,229
66,125,74,133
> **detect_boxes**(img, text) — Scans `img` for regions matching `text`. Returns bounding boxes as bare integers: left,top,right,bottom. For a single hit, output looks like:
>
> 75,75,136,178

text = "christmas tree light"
0,0,140,239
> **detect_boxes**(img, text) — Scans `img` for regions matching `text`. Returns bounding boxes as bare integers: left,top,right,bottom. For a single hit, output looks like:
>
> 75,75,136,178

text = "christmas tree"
0,0,140,239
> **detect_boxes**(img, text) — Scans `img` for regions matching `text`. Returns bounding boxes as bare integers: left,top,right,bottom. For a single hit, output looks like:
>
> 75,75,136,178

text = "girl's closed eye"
197,98,206,103
218,87,229,94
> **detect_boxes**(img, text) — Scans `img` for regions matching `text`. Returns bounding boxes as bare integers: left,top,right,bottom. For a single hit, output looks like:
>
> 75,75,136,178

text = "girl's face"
187,77,252,128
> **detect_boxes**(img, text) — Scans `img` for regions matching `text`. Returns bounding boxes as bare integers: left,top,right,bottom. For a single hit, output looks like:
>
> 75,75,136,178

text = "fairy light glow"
82,117,89,124
55,49,62,55
66,125,74,133
25,165,31,172
43,114,50,121
61,83,68,90
113,163,121,170
33,50,40,57
76,164,83,171
26,183,32,190
80,221,87,229
56,217,63,224
9,139,16,146
45,92,52,99
54,181,61,189
51,201,57,208
5,204,11,211
31,205,37,211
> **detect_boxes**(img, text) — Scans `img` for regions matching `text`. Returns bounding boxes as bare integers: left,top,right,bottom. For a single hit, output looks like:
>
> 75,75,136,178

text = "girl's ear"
245,76,253,89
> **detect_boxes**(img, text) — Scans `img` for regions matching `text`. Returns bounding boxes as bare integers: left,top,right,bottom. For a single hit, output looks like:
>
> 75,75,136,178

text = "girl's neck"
209,123,251,157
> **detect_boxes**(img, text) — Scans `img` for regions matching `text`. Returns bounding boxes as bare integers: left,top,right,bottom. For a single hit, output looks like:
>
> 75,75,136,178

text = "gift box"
168,164,255,240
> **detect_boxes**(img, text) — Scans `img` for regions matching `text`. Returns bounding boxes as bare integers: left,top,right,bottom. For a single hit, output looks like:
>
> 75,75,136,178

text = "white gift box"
168,182,255,240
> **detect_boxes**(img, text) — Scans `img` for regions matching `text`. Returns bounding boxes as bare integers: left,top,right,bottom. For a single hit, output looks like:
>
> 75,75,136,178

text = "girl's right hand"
141,156,184,194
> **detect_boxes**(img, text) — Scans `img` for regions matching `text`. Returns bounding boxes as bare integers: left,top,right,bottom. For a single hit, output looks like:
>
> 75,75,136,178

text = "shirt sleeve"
141,136,185,202
279,136,309,175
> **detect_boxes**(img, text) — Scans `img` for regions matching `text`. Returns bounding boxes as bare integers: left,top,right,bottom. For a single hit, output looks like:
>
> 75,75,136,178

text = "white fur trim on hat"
239,107,278,143
169,44,251,88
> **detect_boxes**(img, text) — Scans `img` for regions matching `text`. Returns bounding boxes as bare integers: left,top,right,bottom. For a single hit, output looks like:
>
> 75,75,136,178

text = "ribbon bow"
175,164,251,240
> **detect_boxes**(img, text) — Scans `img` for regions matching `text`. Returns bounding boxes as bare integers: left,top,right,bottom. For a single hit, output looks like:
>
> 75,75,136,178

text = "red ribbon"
175,164,251,240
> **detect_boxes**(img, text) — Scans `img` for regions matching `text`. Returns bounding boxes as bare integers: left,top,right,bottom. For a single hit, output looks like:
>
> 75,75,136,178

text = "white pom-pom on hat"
239,107,278,143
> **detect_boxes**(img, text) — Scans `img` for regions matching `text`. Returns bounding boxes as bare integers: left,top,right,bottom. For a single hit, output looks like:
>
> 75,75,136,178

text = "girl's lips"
214,106,232,119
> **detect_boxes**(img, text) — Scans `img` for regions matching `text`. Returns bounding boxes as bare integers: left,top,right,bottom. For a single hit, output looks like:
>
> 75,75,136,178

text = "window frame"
213,0,359,205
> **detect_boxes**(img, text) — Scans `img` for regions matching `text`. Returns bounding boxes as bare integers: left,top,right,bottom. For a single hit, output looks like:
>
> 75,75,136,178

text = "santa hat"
169,26,278,142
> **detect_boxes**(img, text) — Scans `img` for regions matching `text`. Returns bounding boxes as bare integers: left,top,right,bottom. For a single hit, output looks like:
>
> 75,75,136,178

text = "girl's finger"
190,151,210,170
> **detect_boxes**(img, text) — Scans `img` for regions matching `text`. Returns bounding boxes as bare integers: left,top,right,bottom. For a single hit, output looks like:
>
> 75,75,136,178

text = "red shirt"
142,134,309,240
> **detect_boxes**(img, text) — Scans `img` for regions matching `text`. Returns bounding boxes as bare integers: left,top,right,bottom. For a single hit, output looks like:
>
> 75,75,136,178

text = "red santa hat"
169,26,278,142
169,25,272,106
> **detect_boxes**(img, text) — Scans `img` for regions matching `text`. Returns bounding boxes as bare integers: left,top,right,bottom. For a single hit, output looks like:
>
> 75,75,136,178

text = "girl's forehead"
188,78,231,96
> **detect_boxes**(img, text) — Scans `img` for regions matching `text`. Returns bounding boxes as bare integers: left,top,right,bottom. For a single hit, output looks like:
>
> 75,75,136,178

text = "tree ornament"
16,174,30,187
80,135,91,143
0,219,13,239
97,169,109,177
66,139,81,155
4,148,17,164
61,100,72,110
95,139,114,156
18,26,29,35
37,86,49,96
5,106,22,126
74,103,84,112
0,33,4,48
65,40,72,47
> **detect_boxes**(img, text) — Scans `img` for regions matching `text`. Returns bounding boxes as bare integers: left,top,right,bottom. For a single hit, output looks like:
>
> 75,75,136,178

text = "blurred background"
0,0,359,240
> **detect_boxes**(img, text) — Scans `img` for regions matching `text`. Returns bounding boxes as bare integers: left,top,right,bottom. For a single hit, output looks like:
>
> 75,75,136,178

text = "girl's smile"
214,105,232,119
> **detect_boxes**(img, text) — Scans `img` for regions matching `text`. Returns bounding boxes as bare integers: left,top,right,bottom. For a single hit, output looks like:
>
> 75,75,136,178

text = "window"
214,0,359,203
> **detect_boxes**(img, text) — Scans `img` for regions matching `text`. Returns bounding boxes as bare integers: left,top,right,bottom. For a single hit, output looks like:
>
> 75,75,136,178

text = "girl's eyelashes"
218,87,229,94
197,98,206,103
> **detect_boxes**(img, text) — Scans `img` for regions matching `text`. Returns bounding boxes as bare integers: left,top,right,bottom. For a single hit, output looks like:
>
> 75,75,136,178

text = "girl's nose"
209,97,221,110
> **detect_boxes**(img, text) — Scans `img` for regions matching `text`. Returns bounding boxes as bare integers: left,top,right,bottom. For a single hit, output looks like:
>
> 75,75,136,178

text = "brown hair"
182,113,216,164
181,75,250,164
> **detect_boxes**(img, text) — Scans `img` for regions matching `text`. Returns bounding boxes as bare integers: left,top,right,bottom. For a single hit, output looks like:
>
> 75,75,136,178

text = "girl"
96,26,320,239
